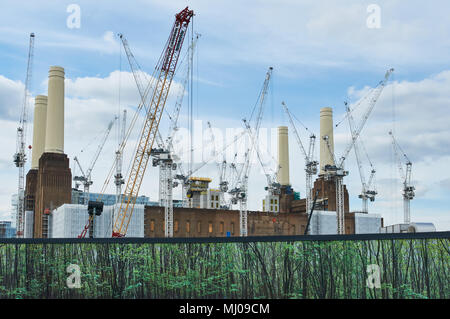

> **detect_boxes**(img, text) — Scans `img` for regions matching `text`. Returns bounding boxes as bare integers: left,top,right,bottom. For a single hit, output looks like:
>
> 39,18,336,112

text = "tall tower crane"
324,68,394,234
281,101,318,214
114,110,127,200
229,67,273,236
13,33,35,238
74,117,116,204
112,7,194,237
345,101,377,213
206,121,230,208
389,131,414,224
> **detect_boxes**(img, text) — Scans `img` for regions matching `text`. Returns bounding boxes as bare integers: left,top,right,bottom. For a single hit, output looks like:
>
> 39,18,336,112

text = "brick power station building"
24,66,382,238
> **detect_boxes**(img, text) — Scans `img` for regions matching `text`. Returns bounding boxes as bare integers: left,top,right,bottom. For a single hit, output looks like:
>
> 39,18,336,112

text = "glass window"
231,222,235,235
208,222,213,233
174,220,179,232
220,222,224,234
186,221,190,233
150,219,155,232
197,221,201,233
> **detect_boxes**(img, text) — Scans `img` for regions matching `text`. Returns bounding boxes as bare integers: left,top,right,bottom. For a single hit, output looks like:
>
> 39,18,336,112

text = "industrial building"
21,62,385,238
13,10,435,239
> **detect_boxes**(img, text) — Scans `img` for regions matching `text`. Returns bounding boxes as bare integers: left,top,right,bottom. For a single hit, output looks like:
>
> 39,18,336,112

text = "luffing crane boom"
338,68,394,168
229,67,272,236
74,117,116,204
13,33,35,237
281,101,318,213
345,101,377,213
389,130,414,224
112,7,193,237
325,68,393,234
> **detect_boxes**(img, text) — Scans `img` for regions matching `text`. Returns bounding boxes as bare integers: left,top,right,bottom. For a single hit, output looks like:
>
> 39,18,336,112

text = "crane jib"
112,7,193,237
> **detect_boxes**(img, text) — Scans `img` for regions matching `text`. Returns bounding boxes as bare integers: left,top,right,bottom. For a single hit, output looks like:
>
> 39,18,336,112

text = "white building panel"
51,204,144,238
24,210,34,238
354,213,382,234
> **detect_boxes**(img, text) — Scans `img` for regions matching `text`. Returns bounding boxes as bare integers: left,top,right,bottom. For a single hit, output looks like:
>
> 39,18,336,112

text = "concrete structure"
24,210,34,238
206,189,221,209
31,95,47,169
71,189,155,206
262,194,280,213
277,126,290,186
354,213,382,234
45,66,65,154
319,107,334,175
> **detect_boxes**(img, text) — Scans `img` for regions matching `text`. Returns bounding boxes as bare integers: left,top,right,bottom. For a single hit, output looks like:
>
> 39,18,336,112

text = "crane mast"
345,102,377,213
326,68,393,234
13,33,35,238
74,118,115,204
112,7,193,237
207,121,229,208
115,110,127,199
389,131,414,224
229,67,272,236
281,101,318,214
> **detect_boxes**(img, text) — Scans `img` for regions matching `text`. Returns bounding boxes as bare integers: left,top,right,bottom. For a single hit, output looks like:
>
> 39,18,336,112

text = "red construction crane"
112,7,194,237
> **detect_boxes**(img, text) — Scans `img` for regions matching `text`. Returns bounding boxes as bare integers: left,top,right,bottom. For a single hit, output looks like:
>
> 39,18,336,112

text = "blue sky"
0,0,449,230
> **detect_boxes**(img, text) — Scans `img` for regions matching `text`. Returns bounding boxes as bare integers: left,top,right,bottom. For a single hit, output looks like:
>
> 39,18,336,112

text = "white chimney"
277,126,290,186
45,66,65,154
319,107,335,174
31,95,47,169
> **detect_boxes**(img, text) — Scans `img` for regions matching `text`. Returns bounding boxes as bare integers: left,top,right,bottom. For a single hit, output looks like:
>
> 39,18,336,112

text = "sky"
0,0,449,230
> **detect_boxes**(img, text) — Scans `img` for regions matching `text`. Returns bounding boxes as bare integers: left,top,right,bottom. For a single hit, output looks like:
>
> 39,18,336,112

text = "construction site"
7,7,438,239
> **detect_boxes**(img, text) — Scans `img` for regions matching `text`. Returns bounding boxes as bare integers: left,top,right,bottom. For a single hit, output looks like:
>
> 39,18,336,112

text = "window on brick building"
231,222,235,235
174,220,179,232
220,222,224,234
197,221,201,233
150,219,155,232
186,221,190,233
208,222,213,233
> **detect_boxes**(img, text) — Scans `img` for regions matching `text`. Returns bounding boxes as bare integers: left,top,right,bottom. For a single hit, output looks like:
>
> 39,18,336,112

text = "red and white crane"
112,7,194,237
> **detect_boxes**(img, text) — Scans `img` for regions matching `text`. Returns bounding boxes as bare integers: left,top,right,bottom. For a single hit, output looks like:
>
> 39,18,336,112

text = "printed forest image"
0,238,448,299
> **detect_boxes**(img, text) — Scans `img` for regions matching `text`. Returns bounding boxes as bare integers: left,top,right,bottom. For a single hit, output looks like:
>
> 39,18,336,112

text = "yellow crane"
112,7,194,237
